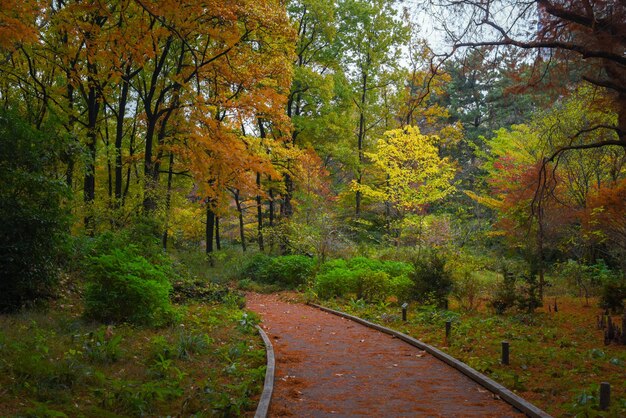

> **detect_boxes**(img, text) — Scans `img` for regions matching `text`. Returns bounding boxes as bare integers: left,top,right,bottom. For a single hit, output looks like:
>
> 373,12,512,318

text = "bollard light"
501,341,510,365
600,382,610,410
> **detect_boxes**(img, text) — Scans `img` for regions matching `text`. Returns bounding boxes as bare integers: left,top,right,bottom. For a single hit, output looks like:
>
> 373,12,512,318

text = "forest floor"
319,295,626,417
0,295,265,417
246,292,524,417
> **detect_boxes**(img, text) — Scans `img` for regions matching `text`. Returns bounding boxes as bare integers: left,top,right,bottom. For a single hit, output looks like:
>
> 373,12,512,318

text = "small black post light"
599,382,611,410
501,341,510,365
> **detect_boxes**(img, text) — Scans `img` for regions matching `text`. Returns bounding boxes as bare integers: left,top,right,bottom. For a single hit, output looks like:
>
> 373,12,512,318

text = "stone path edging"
309,303,552,418
254,325,275,418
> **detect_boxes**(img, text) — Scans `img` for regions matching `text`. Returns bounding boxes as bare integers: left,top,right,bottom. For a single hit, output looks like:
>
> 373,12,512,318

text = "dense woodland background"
2,0,625,310
1,0,626,416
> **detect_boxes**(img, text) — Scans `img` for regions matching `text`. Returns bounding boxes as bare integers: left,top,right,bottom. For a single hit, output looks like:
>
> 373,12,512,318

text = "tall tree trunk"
142,118,158,212
256,172,264,251
122,99,139,206
83,80,99,235
205,204,215,267
215,216,221,250
268,188,275,227
115,66,130,204
162,153,174,250
64,80,76,189
268,188,275,252
206,203,215,259
355,66,368,217
283,173,294,218
104,108,112,201
234,190,247,252
537,208,545,299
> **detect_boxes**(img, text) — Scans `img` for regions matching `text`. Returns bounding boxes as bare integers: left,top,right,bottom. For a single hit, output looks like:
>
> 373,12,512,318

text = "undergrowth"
0,299,265,417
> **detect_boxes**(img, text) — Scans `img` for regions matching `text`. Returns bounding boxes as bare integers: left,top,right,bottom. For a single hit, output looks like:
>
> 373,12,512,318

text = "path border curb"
254,325,275,418
309,303,552,418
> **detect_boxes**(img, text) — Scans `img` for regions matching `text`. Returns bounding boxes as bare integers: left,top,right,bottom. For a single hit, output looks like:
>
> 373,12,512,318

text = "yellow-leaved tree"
353,125,456,241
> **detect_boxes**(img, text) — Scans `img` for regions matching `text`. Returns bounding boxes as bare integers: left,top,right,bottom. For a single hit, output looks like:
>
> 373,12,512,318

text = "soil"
246,293,526,417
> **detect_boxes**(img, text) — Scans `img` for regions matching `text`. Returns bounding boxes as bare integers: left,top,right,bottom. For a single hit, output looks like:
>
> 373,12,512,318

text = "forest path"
246,292,524,417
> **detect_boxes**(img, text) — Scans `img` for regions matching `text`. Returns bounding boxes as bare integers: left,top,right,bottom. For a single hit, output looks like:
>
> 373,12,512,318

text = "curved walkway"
247,293,524,417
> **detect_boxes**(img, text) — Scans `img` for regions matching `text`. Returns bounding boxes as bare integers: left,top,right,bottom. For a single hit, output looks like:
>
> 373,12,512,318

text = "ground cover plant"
320,296,626,417
0,288,266,417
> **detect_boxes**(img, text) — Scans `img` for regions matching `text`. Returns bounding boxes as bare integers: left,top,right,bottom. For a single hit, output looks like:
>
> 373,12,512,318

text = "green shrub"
0,111,69,312
390,275,414,302
380,260,414,278
490,272,518,314
315,268,359,299
447,251,489,310
84,248,177,326
410,251,453,307
271,255,316,288
357,271,391,303
347,257,382,272
241,254,315,289
315,258,414,302
241,254,274,283
318,258,348,274
600,276,626,313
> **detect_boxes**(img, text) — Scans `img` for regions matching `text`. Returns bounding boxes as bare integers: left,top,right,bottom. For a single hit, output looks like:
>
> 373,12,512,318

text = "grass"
320,296,626,417
0,294,266,417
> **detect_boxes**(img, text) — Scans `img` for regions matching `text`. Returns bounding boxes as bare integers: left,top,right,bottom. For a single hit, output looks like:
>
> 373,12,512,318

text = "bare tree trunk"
234,190,247,252
162,153,174,250
215,216,221,250
256,172,264,251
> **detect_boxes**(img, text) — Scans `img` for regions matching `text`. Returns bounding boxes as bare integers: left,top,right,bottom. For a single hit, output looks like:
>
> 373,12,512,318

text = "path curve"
247,293,524,417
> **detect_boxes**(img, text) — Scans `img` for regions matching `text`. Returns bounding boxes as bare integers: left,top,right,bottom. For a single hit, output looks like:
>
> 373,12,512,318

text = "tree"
1,0,295,246
418,0,626,151
472,86,626,294
284,0,343,218
353,126,456,240
0,111,68,312
337,0,409,216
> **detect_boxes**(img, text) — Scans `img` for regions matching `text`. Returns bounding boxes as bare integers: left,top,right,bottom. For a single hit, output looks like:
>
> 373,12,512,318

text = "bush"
380,260,414,278
448,252,488,311
241,254,315,289
315,258,414,302
0,111,69,312
358,271,391,303
551,260,603,299
271,255,316,288
241,254,274,283
347,257,382,271
318,258,348,274
390,275,414,302
410,251,453,307
489,268,541,314
600,276,626,313
84,248,177,326
315,268,359,299
489,272,517,314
